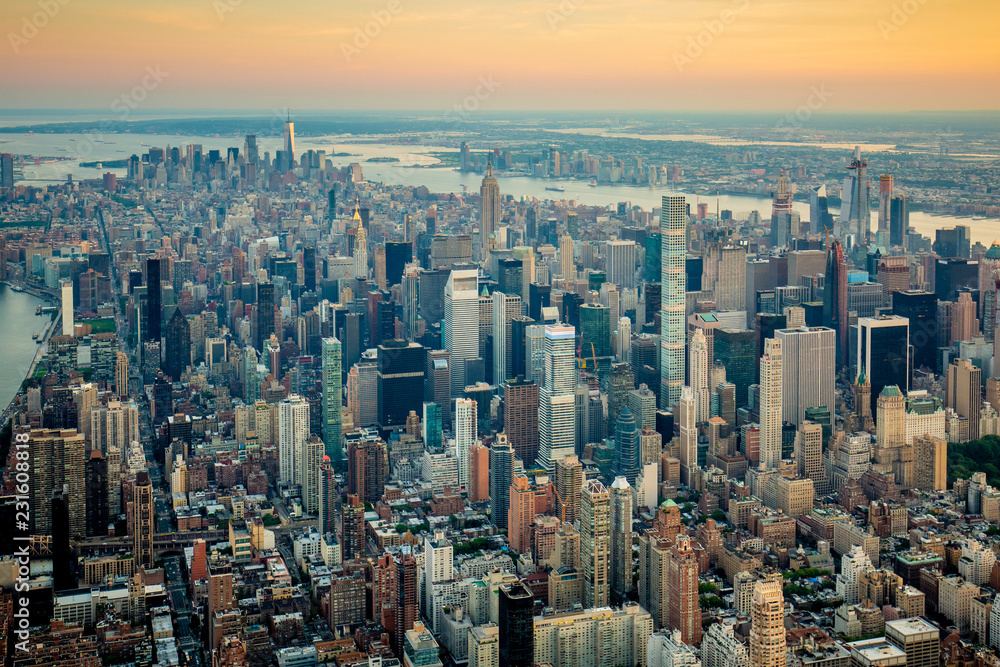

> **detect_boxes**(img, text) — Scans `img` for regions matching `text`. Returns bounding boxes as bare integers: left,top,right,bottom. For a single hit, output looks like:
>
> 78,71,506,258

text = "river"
0,285,47,413
2,130,995,246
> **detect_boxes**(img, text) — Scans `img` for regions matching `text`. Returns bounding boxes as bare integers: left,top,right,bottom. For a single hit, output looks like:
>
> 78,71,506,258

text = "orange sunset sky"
2,0,998,111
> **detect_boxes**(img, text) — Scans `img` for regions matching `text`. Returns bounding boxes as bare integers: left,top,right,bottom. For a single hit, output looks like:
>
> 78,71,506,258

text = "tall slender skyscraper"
256,281,275,351
823,240,849,363
283,111,295,161
580,479,610,609
660,196,687,407
759,338,783,469
490,434,514,528
145,258,161,342
555,454,583,525
133,470,154,570
689,328,710,423
455,398,477,489
321,337,343,463
445,265,480,396
560,233,575,281
492,291,521,385
60,278,74,336
355,208,369,280
278,394,310,487
503,377,539,465
749,574,787,667
878,174,893,241
843,147,870,244
668,535,701,646
614,406,640,485
480,158,500,260
538,324,577,472
610,476,633,595
678,387,697,486
164,308,190,380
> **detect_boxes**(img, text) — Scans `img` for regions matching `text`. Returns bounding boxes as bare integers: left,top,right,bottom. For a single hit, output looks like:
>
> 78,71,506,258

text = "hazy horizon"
3,0,998,112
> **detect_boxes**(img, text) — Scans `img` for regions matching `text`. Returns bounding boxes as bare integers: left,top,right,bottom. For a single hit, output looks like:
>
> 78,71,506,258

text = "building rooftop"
885,617,939,637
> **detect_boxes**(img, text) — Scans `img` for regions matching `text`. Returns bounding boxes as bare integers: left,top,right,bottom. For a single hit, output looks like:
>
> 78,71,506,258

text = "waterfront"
0,284,48,414
3,131,994,246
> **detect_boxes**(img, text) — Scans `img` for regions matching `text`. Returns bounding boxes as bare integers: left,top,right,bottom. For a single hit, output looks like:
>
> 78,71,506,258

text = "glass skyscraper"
321,337,343,463
660,196,687,408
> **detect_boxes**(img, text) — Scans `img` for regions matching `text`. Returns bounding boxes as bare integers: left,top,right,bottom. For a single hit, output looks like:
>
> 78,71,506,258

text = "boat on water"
32,333,39,340
545,186,565,192
10,285,24,292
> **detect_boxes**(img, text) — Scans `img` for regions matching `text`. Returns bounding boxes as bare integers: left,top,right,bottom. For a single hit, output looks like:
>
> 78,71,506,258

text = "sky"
2,0,998,112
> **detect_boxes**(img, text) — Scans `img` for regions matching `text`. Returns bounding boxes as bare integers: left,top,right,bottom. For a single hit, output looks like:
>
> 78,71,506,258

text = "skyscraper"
759,338,784,469
455,398,477,489
689,328,710,423
775,327,835,426
715,328,755,407
580,302,612,359
377,340,425,430
946,358,982,440
256,281,274,351
749,574,787,667
133,470,154,570
660,196,687,407
302,435,323,513
843,147,870,244
823,240,849,363
606,240,637,289
318,459,338,535
164,308,190,380
283,112,295,162
492,291,521,385
560,233,575,281
538,324,577,472
354,208,369,280
490,434,514,528
115,350,129,398
503,377,538,465
393,548,418,655
668,535,701,646
321,338,343,463
508,474,534,554
60,278,74,336
580,479,610,608
614,406,640,485
145,258,161,342
857,316,910,417
480,159,500,260
555,454,583,525
445,265,480,396
342,493,366,560
278,394,310,487
678,386,697,486
498,582,534,667
610,476,633,594
347,437,387,504
878,174,893,241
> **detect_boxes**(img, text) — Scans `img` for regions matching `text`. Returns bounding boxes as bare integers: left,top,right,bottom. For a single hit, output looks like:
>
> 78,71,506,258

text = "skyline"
3,0,999,111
